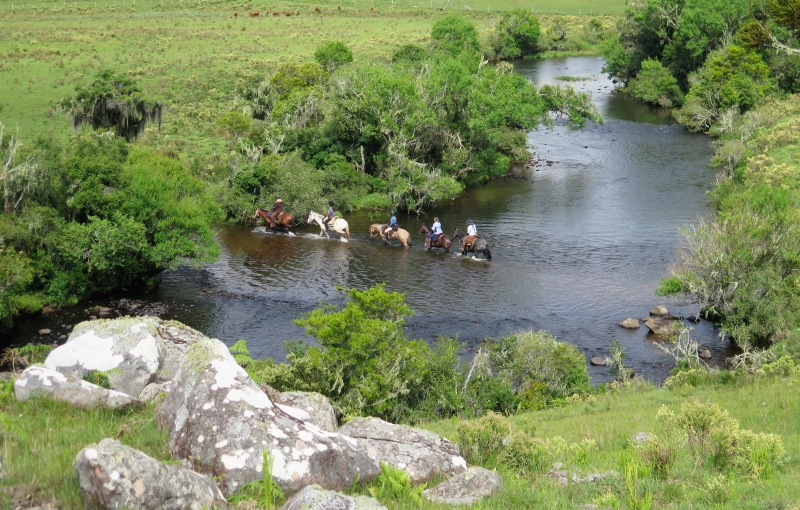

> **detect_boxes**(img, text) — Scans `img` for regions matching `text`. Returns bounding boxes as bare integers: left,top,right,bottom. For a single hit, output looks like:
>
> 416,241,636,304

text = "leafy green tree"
314,41,354,71
61,70,166,140
430,15,481,57
626,59,684,108
487,10,541,60
391,44,429,64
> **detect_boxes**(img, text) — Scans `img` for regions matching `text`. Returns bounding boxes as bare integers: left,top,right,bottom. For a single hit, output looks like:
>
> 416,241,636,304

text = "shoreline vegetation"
0,1,612,330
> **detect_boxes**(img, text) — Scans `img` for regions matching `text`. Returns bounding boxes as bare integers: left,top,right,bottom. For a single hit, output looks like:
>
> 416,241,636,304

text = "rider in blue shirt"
387,211,398,231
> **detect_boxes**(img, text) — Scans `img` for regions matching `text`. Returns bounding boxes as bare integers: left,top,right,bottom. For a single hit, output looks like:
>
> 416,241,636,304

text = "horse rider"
267,195,283,223
427,216,443,246
323,200,336,230
383,211,398,237
461,219,479,251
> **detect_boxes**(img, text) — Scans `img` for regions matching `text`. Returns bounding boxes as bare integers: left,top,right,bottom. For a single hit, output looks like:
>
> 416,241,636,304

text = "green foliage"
429,15,481,57
626,59,684,108
82,370,111,389
487,330,591,403
61,70,165,140
230,339,254,367
391,44,429,64
366,462,424,506
607,339,630,382
675,45,774,132
486,10,541,60
314,41,354,71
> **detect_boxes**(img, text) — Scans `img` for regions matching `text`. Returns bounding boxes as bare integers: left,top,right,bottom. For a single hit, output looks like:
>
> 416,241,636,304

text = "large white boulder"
14,366,141,410
156,336,381,496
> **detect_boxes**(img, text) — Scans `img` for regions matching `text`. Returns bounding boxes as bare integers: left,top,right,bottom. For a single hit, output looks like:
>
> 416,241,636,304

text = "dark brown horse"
452,228,492,260
252,208,296,234
419,225,452,253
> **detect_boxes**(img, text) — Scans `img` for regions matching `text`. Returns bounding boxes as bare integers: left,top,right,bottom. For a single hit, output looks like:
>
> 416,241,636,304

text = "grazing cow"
284,11,291,15
272,10,279,15
337,5,341,9
370,6,374,9
249,11,259,16
436,6,444,10
233,11,237,17
389,5,394,8
315,6,321,12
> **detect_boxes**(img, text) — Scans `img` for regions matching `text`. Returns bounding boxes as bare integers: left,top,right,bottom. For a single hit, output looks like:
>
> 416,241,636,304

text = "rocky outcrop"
338,417,466,484
150,319,207,383
618,318,640,329
422,467,502,506
139,381,171,403
644,316,680,337
44,318,165,397
279,485,387,510
274,391,338,432
14,366,141,410
75,438,230,510
156,336,381,496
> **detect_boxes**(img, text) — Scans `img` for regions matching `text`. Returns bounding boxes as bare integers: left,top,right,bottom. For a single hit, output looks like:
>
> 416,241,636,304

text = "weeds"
229,450,285,509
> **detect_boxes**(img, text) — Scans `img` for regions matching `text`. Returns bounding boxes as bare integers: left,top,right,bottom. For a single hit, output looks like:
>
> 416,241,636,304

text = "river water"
2,56,735,382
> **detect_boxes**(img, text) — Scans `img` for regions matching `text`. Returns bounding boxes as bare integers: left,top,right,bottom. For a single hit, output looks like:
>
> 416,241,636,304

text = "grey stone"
157,335,381,496
280,485,387,510
14,366,141,410
618,318,640,329
699,349,712,359
422,467,502,506
150,319,208,383
39,329,51,335
547,469,617,486
650,305,669,316
590,356,606,366
139,381,171,403
44,318,166,397
630,432,654,443
0,371,15,381
645,318,679,337
338,417,466,484
75,438,230,510
275,391,338,432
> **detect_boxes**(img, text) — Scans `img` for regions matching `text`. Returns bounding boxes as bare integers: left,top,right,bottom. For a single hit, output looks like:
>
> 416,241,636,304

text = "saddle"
325,215,338,228
431,233,443,243
461,235,479,248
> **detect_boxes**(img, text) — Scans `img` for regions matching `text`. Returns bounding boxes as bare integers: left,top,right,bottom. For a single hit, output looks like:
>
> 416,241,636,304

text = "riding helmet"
276,195,281,199
329,200,334,206
466,220,474,225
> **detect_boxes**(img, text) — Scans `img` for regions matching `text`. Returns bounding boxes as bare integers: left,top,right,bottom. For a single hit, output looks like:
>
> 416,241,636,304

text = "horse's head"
419,225,427,235
452,228,463,239
252,208,261,220
306,212,316,224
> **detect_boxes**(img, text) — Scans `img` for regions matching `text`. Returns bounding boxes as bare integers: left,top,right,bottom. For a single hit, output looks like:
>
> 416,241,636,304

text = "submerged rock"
75,438,230,510
699,349,712,359
14,366,141,410
649,305,669,316
590,357,606,366
422,467,502,505
618,318,640,329
338,417,467,484
279,485,387,510
44,318,165,398
644,317,679,337
156,335,381,496
274,391,338,432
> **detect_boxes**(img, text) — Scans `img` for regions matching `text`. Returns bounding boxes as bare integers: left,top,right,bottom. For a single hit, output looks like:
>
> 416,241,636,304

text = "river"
1,56,736,382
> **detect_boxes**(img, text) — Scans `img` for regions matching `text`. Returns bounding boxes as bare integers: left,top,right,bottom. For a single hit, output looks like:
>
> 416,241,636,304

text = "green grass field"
0,0,623,165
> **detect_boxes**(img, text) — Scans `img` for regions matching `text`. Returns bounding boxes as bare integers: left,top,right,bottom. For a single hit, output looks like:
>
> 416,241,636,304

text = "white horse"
307,211,350,241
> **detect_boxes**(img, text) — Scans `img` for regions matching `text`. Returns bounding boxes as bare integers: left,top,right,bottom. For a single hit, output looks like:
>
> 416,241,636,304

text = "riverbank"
1,317,798,509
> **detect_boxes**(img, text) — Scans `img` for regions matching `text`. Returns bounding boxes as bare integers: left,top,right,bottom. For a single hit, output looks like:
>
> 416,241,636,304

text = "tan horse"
369,224,412,247
252,208,297,234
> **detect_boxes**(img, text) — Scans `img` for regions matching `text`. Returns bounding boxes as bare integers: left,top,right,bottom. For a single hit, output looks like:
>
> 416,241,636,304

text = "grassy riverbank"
2,373,798,509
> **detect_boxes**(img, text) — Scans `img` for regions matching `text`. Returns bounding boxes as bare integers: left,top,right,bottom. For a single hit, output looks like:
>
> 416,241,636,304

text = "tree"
314,41,354,71
487,10,541,60
626,59,684,107
62,70,166,141
430,15,481,57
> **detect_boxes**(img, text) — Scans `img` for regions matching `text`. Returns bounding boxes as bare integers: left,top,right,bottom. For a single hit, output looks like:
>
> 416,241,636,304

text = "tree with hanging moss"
61,70,166,141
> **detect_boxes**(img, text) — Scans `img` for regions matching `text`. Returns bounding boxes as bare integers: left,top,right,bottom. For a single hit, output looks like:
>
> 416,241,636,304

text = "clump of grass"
555,75,591,81
229,450,285,509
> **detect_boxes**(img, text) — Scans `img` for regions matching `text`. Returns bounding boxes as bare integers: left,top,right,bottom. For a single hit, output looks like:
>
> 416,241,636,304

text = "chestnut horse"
419,225,452,253
452,228,492,260
369,224,412,247
252,208,296,234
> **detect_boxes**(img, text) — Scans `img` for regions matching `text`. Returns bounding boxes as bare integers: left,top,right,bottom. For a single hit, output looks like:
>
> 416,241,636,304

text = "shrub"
486,10,541,60
391,44,428,64
456,412,514,467
633,434,677,479
314,41,354,71
430,15,481,57
626,59,684,108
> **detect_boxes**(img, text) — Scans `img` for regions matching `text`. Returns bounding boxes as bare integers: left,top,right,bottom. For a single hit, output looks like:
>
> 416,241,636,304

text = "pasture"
0,0,622,164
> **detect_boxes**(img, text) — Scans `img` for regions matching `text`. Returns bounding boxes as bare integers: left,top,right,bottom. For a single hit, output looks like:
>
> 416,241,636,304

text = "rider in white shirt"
467,220,477,237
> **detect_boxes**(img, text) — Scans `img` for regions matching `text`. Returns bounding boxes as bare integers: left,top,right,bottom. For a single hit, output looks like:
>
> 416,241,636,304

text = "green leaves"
314,41,354,72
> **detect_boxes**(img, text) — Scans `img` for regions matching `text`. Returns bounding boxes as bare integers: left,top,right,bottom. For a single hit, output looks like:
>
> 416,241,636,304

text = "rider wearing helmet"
323,200,335,229
267,195,283,222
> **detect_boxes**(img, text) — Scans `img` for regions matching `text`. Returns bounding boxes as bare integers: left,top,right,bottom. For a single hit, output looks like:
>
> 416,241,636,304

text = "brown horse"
452,228,492,260
420,225,452,253
252,208,296,234
369,224,412,247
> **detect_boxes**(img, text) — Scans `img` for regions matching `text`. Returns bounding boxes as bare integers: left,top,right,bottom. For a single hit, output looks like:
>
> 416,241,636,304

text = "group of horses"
251,208,492,260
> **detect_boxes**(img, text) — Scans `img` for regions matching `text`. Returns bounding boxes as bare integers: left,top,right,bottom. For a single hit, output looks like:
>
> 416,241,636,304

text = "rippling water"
3,57,735,382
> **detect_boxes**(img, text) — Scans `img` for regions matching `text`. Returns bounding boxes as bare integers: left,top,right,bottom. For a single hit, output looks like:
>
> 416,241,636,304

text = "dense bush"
625,59,684,108
485,10,541,60
314,41,353,71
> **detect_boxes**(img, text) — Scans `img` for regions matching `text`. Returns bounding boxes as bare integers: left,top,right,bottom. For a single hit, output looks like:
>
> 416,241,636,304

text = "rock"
157,335,380,496
0,371,16,381
58,335,67,341
44,318,166,398
149,319,208,383
618,318,640,329
39,329,51,335
75,438,230,510
687,314,700,323
644,318,679,337
338,417,466,484
546,469,579,486
14,366,141,410
422,467,502,506
650,305,669,316
274,391,338,432
279,484,387,510
139,381,171,403
630,432,654,443
590,356,606,366
699,349,712,359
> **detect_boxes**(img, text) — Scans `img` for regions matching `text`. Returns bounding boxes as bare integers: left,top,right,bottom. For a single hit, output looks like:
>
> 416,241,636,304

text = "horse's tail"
345,224,350,241
290,215,296,233
484,245,492,261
